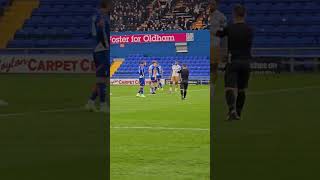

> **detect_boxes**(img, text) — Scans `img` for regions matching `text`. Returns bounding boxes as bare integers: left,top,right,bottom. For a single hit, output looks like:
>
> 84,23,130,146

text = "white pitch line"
0,112,26,117
0,107,82,117
111,126,209,131
38,107,81,113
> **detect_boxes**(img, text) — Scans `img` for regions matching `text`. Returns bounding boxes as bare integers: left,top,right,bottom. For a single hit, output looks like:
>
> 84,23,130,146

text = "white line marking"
0,112,26,117
38,107,81,113
111,126,209,131
0,107,82,117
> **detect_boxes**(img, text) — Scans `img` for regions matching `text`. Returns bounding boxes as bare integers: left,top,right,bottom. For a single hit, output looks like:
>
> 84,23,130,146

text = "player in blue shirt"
149,61,158,94
136,61,147,98
156,63,164,91
85,1,110,113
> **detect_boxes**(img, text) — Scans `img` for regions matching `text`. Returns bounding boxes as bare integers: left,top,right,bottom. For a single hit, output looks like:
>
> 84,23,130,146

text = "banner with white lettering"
111,33,194,44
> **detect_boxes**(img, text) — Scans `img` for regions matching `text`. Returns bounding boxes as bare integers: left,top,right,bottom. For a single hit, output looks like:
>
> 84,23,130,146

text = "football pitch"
0,74,107,180
0,73,319,179
0,74,210,180
213,73,320,180
110,85,210,179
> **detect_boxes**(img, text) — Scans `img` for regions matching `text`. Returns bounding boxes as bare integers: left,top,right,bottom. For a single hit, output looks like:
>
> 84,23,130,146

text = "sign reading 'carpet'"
110,33,194,44
0,55,95,73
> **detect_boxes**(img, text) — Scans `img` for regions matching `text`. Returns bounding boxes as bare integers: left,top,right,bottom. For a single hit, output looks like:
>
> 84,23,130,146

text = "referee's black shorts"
180,80,189,90
224,62,250,89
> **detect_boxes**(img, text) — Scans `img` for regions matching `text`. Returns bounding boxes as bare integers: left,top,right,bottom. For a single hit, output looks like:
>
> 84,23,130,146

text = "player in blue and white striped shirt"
156,64,164,91
136,61,147,98
85,1,110,113
149,61,158,94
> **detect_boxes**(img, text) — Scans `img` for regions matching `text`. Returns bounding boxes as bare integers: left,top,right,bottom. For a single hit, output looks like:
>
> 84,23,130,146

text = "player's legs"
96,51,108,103
158,77,163,89
170,77,173,92
86,53,99,112
180,81,189,100
86,51,109,112
88,53,99,101
170,76,179,92
137,85,145,97
137,78,146,97
149,80,153,93
175,76,179,92
153,80,158,93
180,81,184,99
171,76,178,92
150,78,156,94
183,82,189,99
224,63,239,120
154,79,159,91
236,64,250,117
236,89,245,117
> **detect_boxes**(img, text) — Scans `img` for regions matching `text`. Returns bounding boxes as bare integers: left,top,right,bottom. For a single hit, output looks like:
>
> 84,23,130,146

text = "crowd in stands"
110,0,150,32
111,0,210,32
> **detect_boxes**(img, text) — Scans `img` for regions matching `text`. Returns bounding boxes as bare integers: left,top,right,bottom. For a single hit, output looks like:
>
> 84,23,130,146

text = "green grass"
0,74,210,179
213,73,320,180
0,75,107,180
110,85,210,180
2,73,319,180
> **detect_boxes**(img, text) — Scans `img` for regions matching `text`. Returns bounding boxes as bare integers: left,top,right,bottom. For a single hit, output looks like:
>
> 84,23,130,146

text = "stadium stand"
2,0,319,76
0,0,38,48
220,0,320,48
112,54,210,80
3,0,319,49
7,0,98,48
137,0,210,31
111,0,150,32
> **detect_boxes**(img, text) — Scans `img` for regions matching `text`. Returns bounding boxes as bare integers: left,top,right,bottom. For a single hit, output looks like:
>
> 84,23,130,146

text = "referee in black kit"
216,4,254,121
179,64,189,100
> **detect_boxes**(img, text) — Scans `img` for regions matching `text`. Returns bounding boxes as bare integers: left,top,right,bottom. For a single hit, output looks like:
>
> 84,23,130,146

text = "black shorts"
180,81,189,90
224,63,250,89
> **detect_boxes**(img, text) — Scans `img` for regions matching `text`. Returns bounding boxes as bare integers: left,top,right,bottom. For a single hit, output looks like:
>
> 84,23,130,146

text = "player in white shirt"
169,61,181,93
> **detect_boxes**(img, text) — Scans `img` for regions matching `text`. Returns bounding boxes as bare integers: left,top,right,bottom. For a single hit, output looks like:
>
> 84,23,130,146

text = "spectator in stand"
111,0,210,32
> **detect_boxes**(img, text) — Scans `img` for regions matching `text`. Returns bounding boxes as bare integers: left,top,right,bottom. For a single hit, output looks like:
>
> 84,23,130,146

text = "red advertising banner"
0,55,95,73
110,32,194,44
